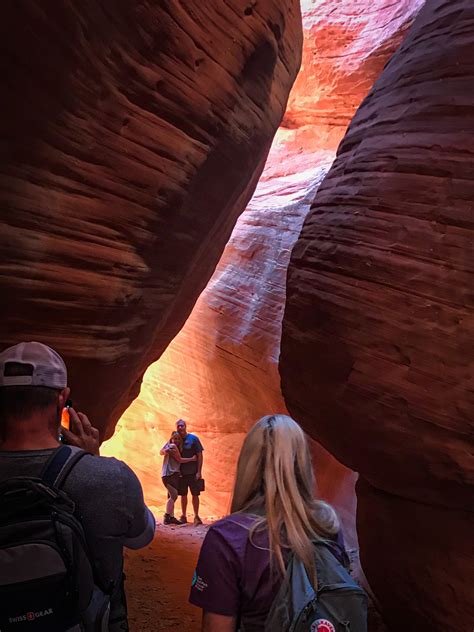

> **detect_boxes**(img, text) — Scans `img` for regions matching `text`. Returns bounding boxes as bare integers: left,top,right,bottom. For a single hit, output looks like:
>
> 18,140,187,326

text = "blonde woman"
160,431,196,525
189,415,349,631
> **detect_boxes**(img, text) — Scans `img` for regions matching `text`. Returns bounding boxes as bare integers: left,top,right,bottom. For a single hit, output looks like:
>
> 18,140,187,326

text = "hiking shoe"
194,516,203,526
179,515,188,524
164,514,182,526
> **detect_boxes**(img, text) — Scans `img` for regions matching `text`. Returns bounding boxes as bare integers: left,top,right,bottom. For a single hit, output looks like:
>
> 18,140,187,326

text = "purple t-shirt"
189,513,346,631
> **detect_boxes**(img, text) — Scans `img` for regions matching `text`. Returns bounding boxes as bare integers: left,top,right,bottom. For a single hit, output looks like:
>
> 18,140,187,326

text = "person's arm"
196,451,203,480
202,612,236,632
168,444,197,464
124,507,156,550
177,455,197,463
194,436,204,480
160,442,170,456
189,527,240,623
119,462,156,549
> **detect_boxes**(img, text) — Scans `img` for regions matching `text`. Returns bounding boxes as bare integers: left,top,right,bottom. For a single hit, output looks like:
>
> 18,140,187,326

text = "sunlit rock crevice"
104,1,424,544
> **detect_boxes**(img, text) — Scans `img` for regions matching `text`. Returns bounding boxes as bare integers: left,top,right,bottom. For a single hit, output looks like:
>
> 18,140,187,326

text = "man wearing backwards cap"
0,341,156,632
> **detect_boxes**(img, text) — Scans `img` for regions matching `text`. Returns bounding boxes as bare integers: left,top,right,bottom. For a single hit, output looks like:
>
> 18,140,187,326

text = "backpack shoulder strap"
41,445,90,489
315,538,351,571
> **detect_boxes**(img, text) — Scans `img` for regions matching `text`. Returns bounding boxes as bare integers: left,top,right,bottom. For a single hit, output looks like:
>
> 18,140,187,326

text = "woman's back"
189,415,355,632
190,512,346,631
190,513,280,630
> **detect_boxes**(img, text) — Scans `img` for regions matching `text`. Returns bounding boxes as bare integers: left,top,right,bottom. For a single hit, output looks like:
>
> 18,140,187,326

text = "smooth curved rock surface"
0,0,301,437
104,167,361,527
281,1,474,627
357,479,474,629
103,0,422,545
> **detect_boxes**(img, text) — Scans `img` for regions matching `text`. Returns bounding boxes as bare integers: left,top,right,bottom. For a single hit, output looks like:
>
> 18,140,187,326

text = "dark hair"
0,386,60,424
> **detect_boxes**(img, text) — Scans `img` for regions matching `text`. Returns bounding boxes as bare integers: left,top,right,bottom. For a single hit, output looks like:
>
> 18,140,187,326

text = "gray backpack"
0,445,111,631
262,541,367,632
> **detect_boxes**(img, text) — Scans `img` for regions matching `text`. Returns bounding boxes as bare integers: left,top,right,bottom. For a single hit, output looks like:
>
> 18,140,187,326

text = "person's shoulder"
209,513,258,539
188,433,203,446
79,453,131,473
187,433,202,443
205,513,264,559
73,454,140,489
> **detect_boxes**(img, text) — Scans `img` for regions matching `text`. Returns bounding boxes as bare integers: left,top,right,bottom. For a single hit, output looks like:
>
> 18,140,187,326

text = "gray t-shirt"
0,448,155,631
161,443,181,477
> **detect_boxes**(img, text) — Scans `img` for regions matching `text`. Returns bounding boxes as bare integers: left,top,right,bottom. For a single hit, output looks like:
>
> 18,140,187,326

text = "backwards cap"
0,342,67,389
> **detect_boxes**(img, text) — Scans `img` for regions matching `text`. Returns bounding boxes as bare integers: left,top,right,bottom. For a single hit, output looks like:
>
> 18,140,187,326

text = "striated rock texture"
281,0,474,628
283,0,424,154
103,0,422,545
104,168,362,527
0,0,302,437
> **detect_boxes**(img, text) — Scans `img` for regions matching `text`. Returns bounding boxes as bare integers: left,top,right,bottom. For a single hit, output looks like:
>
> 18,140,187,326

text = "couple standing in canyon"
0,341,367,632
160,418,204,526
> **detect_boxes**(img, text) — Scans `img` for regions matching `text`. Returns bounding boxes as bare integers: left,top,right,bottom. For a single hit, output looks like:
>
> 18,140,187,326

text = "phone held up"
61,399,73,431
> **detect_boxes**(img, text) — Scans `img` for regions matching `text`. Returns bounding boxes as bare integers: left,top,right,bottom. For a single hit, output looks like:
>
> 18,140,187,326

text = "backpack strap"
41,445,90,489
315,538,351,570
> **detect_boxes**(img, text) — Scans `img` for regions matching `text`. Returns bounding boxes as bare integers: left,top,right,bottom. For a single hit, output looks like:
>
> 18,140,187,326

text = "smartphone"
61,399,73,431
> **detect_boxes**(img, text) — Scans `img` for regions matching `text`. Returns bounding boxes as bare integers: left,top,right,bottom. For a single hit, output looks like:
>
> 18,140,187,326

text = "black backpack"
246,540,367,632
0,445,111,631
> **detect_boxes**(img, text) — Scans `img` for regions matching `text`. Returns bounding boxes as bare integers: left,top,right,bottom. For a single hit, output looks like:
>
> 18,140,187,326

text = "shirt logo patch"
311,619,336,632
192,574,208,592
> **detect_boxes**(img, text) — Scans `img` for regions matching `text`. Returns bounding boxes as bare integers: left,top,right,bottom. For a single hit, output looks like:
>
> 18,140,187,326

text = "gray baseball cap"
0,342,67,389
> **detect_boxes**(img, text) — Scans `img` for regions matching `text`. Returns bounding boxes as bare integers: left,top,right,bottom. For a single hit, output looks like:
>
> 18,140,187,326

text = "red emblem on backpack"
311,619,336,632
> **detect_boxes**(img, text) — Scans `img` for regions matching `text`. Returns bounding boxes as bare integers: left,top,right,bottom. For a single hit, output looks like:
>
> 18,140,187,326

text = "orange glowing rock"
103,0,422,538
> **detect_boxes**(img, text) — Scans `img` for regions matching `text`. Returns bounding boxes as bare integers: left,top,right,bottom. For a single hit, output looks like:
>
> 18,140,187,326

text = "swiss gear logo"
8,608,53,624
311,619,336,632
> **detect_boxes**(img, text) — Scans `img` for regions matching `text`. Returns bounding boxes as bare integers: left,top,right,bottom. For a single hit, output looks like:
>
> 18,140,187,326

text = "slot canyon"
0,1,472,631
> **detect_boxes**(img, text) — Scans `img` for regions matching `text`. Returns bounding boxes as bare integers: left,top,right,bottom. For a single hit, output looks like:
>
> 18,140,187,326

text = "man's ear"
58,387,70,409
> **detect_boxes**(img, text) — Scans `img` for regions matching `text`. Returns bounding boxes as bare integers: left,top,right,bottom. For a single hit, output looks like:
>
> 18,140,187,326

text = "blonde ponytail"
231,415,339,586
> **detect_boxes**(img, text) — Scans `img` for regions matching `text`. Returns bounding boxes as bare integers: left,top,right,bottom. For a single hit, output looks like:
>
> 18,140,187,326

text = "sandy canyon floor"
125,522,207,631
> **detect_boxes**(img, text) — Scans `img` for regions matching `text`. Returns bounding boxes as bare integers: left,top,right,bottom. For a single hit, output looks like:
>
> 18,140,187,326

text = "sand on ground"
125,522,207,631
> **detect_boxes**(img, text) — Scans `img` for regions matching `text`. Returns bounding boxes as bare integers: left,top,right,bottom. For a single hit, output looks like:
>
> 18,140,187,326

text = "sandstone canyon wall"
103,0,423,546
280,0,474,628
0,0,302,436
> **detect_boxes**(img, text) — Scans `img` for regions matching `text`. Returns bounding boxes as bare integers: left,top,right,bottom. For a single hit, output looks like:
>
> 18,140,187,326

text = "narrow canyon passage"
1,1,472,630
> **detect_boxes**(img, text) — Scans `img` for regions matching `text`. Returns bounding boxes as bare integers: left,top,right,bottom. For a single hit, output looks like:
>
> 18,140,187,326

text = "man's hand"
62,408,100,456
195,472,201,481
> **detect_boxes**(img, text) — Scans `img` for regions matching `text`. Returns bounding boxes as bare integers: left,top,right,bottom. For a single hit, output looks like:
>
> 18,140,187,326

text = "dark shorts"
178,473,201,497
162,473,180,494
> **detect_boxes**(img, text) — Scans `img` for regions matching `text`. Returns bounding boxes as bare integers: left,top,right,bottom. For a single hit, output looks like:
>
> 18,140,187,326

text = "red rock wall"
103,0,422,548
0,0,301,437
280,0,474,628
284,0,424,153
